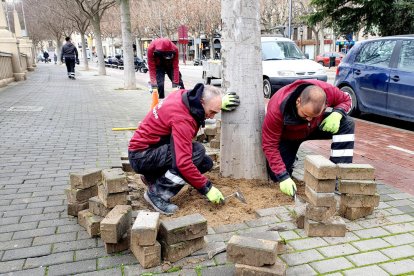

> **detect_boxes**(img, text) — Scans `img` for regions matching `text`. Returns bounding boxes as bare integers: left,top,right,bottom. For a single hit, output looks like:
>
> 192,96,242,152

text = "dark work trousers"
65,57,76,78
128,141,213,201
155,66,184,99
267,114,355,182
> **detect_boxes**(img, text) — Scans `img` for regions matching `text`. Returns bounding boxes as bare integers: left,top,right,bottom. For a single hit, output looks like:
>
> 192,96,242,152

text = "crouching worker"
262,80,354,197
128,84,240,214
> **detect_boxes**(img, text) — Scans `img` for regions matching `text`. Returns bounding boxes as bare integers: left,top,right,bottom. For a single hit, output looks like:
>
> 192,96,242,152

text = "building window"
293,28,298,41
307,27,312,40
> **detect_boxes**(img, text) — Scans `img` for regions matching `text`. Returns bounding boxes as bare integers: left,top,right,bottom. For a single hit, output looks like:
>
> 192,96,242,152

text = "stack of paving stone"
158,213,207,263
100,205,132,253
337,163,379,220
98,168,129,209
131,211,161,268
303,155,346,237
227,234,286,275
66,168,101,216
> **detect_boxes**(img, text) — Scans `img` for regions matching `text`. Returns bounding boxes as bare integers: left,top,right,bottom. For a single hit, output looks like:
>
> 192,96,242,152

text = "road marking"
388,145,414,155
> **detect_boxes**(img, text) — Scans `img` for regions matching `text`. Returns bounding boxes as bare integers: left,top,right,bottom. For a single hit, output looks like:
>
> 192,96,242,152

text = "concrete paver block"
280,249,324,266
98,183,128,208
235,258,286,276
296,215,305,229
209,139,220,149
304,171,336,192
160,237,205,263
88,196,112,217
69,168,102,190
122,161,133,172
255,206,289,218
204,126,217,136
340,194,380,208
310,257,354,274
342,206,374,220
304,155,337,179
346,251,390,267
131,240,161,268
305,203,336,222
380,259,414,275
337,163,375,180
343,265,388,276
338,179,377,195
239,231,283,253
305,186,336,207
105,231,130,254
65,186,98,203
131,211,160,246
67,201,89,216
100,205,132,244
77,209,103,237
304,216,346,237
102,168,128,194
227,235,278,267
158,213,207,245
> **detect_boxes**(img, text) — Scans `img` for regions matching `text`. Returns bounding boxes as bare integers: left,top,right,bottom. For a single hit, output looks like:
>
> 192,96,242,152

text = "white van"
202,36,327,98
261,36,327,98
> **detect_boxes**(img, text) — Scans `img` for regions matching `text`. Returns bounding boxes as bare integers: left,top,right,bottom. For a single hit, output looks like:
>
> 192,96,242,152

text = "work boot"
144,190,178,215
140,175,153,186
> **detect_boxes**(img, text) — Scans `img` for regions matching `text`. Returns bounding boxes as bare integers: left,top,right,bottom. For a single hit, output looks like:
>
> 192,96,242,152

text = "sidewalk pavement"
0,64,414,275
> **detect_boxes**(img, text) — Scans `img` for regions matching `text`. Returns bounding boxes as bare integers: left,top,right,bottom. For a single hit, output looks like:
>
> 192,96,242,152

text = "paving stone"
160,237,205,263
6,267,46,276
340,194,380,208
68,201,89,216
33,232,77,246
102,168,128,193
357,218,388,229
342,206,374,220
24,251,74,269
0,238,32,251
70,168,102,189
131,211,160,246
131,239,161,268
304,155,337,179
159,213,207,245
97,253,137,270
310,257,354,274
285,264,317,275
0,216,20,225
39,218,78,228
75,247,108,261
76,267,122,276
2,244,51,261
100,205,131,244
235,259,286,276
289,237,328,250
244,216,283,228
380,259,414,275
47,259,97,276
0,232,13,242
322,232,360,245
239,231,284,253
317,243,359,258
389,192,413,200
65,186,98,203
78,210,103,238
381,244,414,259
383,232,414,246
337,163,375,180
88,196,112,217
280,249,324,266
382,222,414,233
172,254,215,269
377,202,390,209
387,199,412,207
57,224,84,233
98,185,128,208
343,265,389,276
338,179,377,195
304,216,346,237
212,222,248,233
352,238,391,251
0,259,25,274
396,205,414,213
279,230,301,240
255,206,289,218
213,252,227,265
227,235,277,266
353,227,390,238
20,212,60,223
193,241,226,256
386,214,414,223
347,250,390,267
304,171,336,192
52,239,97,253
104,231,131,254
3,207,43,217
200,265,235,276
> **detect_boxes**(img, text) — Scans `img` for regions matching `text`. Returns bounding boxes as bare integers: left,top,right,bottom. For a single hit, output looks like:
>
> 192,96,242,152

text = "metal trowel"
222,188,247,204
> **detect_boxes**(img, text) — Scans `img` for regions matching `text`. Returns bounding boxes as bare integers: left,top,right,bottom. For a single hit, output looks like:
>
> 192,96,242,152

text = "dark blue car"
335,35,414,123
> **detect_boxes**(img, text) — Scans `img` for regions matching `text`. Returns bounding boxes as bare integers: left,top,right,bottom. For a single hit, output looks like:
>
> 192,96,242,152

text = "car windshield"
262,41,305,61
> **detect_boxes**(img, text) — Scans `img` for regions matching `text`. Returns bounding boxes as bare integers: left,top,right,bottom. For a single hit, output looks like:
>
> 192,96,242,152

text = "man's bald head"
299,85,326,114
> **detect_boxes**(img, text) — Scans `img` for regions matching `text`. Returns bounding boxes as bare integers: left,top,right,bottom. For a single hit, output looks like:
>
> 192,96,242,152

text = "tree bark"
80,32,89,70
220,0,267,180
135,36,142,59
92,19,107,75
120,0,136,89
56,37,62,65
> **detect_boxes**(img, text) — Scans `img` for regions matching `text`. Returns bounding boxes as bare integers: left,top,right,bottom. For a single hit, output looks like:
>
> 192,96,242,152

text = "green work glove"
206,186,224,204
222,92,240,111
320,112,343,134
280,178,297,197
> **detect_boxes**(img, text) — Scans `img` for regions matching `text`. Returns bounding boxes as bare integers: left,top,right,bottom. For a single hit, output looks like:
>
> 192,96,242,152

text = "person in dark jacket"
128,84,240,214
61,37,79,79
43,51,49,63
262,79,354,197
147,38,184,99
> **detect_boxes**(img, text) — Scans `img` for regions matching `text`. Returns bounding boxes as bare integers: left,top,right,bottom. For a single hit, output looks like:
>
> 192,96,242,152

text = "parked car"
316,52,345,67
193,59,202,66
335,35,414,123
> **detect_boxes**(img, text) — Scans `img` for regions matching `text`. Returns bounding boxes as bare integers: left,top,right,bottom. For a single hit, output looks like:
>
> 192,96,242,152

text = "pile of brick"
303,155,346,237
227,234,286,276
337,163,379,220
100,205,132,253
196,120,221,149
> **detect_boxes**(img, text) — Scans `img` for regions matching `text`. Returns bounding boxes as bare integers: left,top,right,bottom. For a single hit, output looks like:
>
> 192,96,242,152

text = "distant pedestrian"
61,37,79,80
43,51,49,63
53,53,57,64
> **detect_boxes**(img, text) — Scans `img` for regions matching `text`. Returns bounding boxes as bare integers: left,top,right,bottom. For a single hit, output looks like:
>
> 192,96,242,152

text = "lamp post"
299,25,303,52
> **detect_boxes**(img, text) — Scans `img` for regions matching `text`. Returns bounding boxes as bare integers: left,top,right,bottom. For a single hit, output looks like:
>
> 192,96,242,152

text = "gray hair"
202,85,222,102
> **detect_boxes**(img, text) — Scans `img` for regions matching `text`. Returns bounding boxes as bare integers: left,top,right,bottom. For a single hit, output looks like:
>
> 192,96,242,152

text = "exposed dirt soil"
128,168,305,227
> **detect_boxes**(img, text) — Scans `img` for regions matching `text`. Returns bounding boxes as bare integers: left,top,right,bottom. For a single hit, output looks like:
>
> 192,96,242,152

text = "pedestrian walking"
43,51,49,63
262,79,354,197
53,53,57,64
61,37,79,80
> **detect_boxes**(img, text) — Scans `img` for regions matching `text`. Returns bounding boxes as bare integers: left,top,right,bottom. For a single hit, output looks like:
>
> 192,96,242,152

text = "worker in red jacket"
262,79,354,197
128,83,239,214
147,38,184,99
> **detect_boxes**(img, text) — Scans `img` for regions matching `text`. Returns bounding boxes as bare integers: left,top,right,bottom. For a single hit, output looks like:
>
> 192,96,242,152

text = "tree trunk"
56,38,63,65
220,0,267,179
135,36,142,59
120,0,136,89
80,32,89,70
319,28,325,55
92,19,106,75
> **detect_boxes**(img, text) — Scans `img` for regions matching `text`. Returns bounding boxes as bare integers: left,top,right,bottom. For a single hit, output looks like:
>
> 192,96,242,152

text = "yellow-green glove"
280,178,297,197
320,112,343,134
222,92,240,111
206,186,224,204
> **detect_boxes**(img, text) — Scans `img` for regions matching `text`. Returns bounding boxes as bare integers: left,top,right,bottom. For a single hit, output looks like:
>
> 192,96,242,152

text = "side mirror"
304,53,310,59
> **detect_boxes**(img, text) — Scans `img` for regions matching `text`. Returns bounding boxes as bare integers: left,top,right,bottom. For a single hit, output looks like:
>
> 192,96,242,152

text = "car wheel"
340,86,360,116
263,78,272,99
